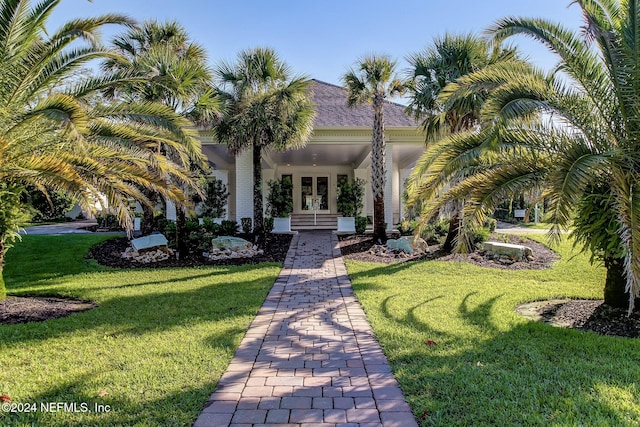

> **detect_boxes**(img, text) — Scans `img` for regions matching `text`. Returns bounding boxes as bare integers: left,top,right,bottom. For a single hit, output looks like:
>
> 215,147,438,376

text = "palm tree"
104,20,218,245
0,0,199,300
414,0,640,312
214,47,315,238
405,34,518,252
343,55,404,243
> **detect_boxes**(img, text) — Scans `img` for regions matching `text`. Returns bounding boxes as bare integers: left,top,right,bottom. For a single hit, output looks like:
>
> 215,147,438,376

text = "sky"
48,0,585,86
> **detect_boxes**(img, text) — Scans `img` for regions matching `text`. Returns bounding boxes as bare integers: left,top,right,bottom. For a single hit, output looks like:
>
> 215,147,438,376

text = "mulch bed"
0,296,96,325
88,233,293,268
338,233,558,270
517,299,640,338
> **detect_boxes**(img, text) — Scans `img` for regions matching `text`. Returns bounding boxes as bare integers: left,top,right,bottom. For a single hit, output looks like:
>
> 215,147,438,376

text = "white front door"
300,175,330,214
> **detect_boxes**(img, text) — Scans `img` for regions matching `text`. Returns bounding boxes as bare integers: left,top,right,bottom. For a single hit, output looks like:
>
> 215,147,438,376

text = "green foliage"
96,214,123,231
201,217,220,234
572,184,624,262
266,177,294,218
263,217,275,234
22,186,76,222
241,217,253,234
470,226,491,245
355,215,367,234
397,219,420,236
164,221,177,247
484,217,497,233
198,179,229,218
219,220,239,236
337,178,365,217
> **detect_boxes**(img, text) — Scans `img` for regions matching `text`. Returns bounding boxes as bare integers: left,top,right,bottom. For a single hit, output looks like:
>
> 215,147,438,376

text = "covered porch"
200,126,424,231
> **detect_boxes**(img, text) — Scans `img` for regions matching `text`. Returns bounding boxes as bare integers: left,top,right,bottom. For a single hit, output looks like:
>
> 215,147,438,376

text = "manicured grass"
346,237,640,426
0,235,281,426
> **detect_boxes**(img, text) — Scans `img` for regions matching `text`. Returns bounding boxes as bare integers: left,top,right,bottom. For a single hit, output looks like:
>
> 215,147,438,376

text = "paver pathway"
194,231,418,427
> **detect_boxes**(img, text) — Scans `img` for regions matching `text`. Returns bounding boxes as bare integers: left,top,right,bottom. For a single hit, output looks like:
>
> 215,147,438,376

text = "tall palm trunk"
442,213,462,253
604,256,639,311
253,144,264,241
372,97,387,243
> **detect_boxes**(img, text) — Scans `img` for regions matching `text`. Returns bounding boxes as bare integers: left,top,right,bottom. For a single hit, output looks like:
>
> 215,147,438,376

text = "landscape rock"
130,234,168,252
211,236,252,251
482,241,532,261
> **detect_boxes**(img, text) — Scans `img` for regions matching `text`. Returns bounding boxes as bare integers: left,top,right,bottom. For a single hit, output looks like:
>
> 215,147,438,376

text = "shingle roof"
310,79,418,128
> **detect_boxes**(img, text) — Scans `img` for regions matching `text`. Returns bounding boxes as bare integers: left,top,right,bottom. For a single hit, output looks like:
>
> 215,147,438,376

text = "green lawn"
346,237,640,426
0,235,281,426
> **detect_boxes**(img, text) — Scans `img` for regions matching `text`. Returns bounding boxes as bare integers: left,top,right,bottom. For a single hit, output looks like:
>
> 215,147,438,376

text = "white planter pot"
337,217,356,233
272,217,291,233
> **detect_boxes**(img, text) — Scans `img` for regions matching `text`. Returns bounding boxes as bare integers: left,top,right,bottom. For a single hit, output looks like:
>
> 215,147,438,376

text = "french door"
300,176,330,213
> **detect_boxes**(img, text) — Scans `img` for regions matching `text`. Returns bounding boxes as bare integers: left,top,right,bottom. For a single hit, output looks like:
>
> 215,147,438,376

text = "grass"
345,237,640,426
0,235,281,426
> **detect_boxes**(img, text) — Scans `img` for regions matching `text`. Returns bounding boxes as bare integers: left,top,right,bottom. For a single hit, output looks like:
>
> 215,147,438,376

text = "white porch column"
354,168,371,217
384,143,394,231
400,168,412,220
235,150,254,224
212,170,229,219
166,200,177,221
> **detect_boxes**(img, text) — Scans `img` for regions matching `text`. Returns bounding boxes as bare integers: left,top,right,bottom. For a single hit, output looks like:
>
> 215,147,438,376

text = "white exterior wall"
235,150,254,223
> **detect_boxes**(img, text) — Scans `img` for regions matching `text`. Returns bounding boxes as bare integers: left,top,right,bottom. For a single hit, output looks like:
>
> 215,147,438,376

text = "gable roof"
310,79,419,128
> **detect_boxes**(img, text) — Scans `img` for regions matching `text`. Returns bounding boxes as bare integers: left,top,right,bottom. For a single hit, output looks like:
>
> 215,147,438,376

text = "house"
196,79,424,231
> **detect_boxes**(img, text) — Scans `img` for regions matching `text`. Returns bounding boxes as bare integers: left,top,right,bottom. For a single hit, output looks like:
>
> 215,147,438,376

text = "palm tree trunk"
253,144,264,241
604,256,639,311
0,239,6,300
372,98,386,243
442,213,462,253
141,189,156,236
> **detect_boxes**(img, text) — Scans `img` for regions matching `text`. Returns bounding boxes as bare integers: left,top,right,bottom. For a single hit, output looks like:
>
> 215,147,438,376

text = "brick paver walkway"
194,231,418,427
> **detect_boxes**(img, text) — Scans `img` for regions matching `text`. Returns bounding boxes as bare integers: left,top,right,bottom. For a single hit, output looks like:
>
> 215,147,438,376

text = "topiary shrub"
241,217,252,234
337,178,365,217
266,177,294,218
263,217,274,234
355,215,367,234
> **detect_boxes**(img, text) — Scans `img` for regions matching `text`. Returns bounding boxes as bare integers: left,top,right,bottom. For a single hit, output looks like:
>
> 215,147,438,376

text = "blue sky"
49,0,584,85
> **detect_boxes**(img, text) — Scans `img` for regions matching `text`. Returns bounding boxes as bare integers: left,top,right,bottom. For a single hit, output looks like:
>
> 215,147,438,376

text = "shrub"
241,217,252,234
263,217,274,234
188,230,215,253
200,217,220,234
22,185,76,222
185,217,200,234
484,217,497,232
470,227,491,245
355,216,367,234
397,219,419,236
96,213,122,231
266,177,293,218
219,220,239,236
164,221,177,247
197,178,229,218
337,178,365,217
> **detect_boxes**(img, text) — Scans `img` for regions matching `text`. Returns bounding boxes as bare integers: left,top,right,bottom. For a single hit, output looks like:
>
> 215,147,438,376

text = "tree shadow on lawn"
0,369,220,426
0,273,275,345
377,292,640,425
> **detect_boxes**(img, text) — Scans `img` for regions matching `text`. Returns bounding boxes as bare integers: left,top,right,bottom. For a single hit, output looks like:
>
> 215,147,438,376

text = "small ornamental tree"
266,177,294,218
337,178,365,217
